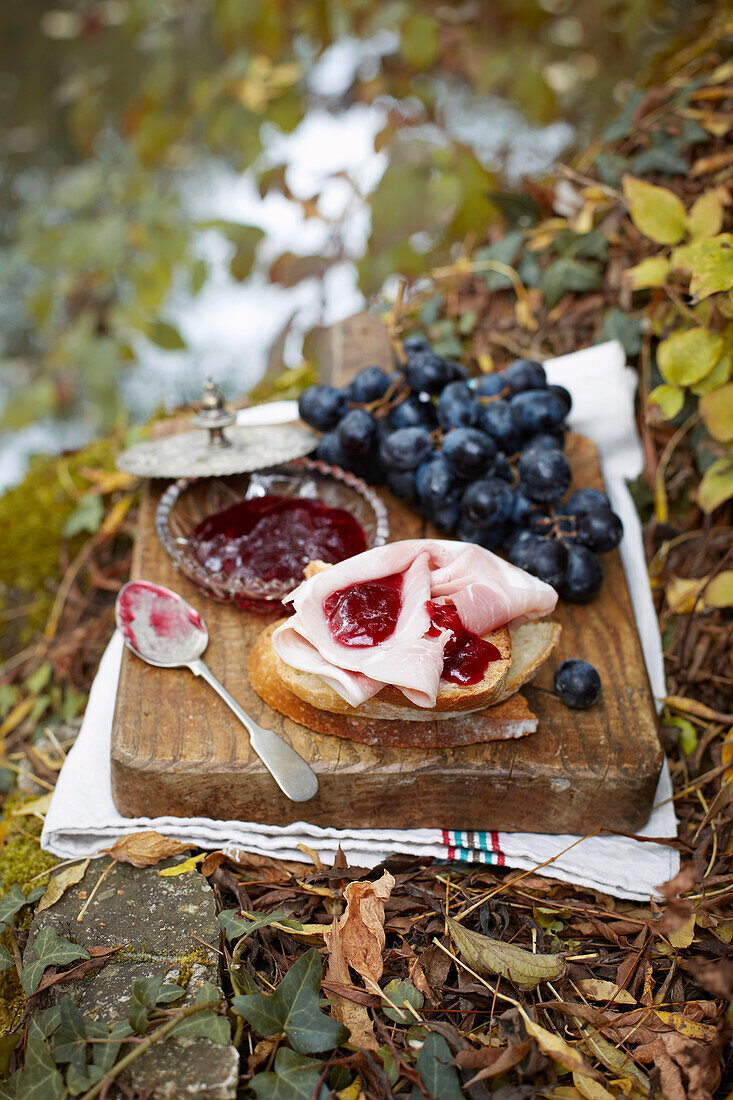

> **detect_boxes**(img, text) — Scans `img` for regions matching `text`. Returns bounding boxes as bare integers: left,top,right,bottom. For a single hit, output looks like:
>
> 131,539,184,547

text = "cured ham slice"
272,539,556,708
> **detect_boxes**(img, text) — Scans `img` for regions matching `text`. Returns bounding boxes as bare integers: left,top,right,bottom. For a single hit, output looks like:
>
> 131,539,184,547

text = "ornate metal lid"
117,381,317,478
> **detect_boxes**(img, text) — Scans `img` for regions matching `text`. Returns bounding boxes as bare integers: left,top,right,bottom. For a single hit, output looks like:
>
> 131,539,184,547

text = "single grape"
492,453,514,484
347,366,391,404
560,544,604,602
549,383,572,416
316,430,348,467
511,491,536,526
554,659,601,709
565,488,612,515
525,432,563,451
380,427,433,471
504,358,547,394
387,468,419,503
510,390,565,436
404,351,451,394
430,498,462,533
462,478,514,526
443,358,469,382
475,373,505,397
505,529,543,569
478,400,522,454
456,519,507,551
337,408,377,457
416,455,461,509
437,382,478,429
518,448,572,503
402,333,431,357
442,427,496,478
298,385,349,431
575,510,623,553
522,538,568,589
389,394,437,430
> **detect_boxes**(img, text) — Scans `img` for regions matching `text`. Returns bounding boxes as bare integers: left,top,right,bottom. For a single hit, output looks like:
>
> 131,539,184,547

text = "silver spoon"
115,580,318,803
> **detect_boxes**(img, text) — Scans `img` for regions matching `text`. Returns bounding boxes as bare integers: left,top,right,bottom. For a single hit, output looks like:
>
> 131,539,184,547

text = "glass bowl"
155,458,390,612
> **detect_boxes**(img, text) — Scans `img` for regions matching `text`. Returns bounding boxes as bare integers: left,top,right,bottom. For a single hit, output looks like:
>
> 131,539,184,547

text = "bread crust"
248,623,538,747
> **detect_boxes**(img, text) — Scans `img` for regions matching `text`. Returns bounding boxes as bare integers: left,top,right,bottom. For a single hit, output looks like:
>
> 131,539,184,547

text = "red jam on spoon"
189,496,367,589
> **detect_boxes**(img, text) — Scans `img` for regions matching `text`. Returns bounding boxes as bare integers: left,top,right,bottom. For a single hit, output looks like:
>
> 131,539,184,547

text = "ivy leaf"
603,90,643,143
0,1033,21,1078
0,944,13,972
65,1061,103,1096
657,327,724,386
0,884,29,929
627,256,669,289
218,909,293,941
700,381,733,441
623,175,687,245
698,455,733,513
62,495,104,539
381,978,424,1023
26,1006,62,1043
474,231,523,290
51,997,87,1063
170,983,229,1044
12,1037,65,1100
232,948,347,1054
447,916,565,989
649,384,685,420
21,928,89,995
631,146,688,176
92,1020,133,1073
249,1047,326,1100
413,1033,463,1100
128,976,185,1034
540,258,601,309
597,308,642,356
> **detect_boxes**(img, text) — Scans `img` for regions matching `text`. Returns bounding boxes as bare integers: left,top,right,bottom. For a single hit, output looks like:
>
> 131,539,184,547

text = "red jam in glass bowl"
155,459,389,612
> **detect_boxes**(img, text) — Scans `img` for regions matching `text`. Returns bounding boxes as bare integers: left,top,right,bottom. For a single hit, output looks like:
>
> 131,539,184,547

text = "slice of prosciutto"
272,539,557,709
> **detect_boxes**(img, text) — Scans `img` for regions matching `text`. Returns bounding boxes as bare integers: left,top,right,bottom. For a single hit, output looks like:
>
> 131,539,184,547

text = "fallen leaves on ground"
100,831,195,867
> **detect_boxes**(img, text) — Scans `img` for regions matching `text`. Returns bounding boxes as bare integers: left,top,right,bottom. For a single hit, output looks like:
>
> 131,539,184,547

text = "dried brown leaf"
324,917,378,1052
36,859,90,914
100,831,194,868
327,871,395,984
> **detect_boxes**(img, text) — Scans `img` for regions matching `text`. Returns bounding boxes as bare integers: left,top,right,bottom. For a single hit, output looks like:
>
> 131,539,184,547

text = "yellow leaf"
666,576,708,614
0,697,36,739
100,494,134,537
722,730,733,784
12,793,52,818
690,348,732,395
515,296,538,332
521,1014,603,1080
667,913,696,948
336,1075,363,1100
698,455,733,512
623,175,688,245
157,853,206,876
578,1025,650,1097
657,327,724,386
447,917,565,989
573,1072,616,1100
654,1010,717,1042
700,381,733,441
37,859,90,913
79,467,138,494
648,383,684,420
688,188,727,241
706,570,733,607
574,979,636,1005
627,256,670,289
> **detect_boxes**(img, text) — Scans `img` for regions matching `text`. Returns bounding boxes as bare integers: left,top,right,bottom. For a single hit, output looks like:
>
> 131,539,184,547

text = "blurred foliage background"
0,0,708,482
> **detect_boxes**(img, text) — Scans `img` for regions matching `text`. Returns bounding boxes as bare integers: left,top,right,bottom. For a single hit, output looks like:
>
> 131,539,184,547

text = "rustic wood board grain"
111,431,663,832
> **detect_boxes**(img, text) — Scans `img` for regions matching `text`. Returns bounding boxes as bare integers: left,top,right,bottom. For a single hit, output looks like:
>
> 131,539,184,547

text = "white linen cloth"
42,340,679,900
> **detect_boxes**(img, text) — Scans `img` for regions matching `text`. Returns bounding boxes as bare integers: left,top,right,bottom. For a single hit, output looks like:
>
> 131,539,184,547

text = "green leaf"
228,226,265,281
475,231,523,290
13,1037,65,1100
62,495,104,538
0,884,30,929
690,348,732,395
688,189,726,242
147,320,186,350
25,663,52,695
232,948,347,1054
381,978,424,1023
249,1047,326,1100
218,909,293,941
666,716,698,755
698,455,733,513
597,308,642,356
51,997,87,1063
447,916,565,989
65,1061,103,1096
700,381,733,441
688,234,733,299
128,976,184,1034
541,258,601,309
400,13,439,69
623,175,688,245
627,256,669,289
414,1033,463,1100
0,944,13,972
649,384,685,420
26,1005,62,1043
0,1033,21,1077
92,1020,133,1073
170,984,229,1043
657,327,724,386
21,928,89,994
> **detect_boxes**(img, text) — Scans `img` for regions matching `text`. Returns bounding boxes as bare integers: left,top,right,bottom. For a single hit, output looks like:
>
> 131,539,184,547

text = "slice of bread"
495,621,562,704
248,623,538,747
269,619,512,717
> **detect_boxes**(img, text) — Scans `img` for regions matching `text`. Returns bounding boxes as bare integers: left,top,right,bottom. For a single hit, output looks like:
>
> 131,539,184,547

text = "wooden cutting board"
111,432,663,833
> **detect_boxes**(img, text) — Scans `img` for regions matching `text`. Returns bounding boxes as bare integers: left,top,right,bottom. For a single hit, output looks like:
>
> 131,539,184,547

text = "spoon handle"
189,659,319,803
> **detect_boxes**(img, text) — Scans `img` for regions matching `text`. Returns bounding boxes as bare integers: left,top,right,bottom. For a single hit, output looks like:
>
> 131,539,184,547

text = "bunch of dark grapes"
298,337,623,602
